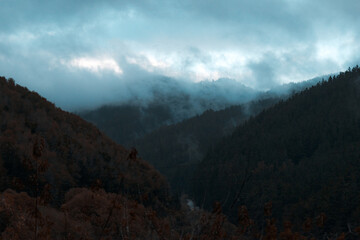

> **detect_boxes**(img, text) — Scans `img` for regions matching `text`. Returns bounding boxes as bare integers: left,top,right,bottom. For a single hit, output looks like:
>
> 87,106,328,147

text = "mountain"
78,76,326,147
0,76,247,239
1,71,359,238
134,97,280,195
78,103,173,147
0,76,170,208
131,76,327,196
77,78,260,146
192,66,360,232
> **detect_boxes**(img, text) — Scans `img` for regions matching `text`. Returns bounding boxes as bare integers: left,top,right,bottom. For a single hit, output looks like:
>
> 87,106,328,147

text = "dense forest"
0,76,236,239
1,67,360,239
78,103,175,146
191,66,360,234
0,77,170,207
134,97,279,195
0,76,306,239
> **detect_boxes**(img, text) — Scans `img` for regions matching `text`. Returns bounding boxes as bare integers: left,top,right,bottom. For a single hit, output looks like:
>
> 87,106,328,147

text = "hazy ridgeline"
78,75,325,145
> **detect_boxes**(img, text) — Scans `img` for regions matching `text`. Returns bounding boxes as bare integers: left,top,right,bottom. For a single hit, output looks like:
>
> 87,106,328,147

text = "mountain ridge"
0,76,170,208
192,66,360,232
78,76,326,146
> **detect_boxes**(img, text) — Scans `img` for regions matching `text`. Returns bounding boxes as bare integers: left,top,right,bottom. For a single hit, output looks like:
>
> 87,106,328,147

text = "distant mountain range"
78,76,326,146
77,78,258,145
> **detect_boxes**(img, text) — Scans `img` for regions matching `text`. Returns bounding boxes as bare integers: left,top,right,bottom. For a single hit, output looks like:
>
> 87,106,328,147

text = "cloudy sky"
0,0,359,110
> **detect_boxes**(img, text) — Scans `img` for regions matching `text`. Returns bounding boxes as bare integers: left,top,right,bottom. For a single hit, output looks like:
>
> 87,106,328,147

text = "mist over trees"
77,77,260,145
1,67,360,239
2,0,360,238
78,76,325,146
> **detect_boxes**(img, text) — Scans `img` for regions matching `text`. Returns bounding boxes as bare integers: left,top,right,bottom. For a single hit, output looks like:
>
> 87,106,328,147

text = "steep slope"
0,76,169,207
134,97,279,194
0,76,251,239
133,77,324,196
1,75,358,238
192,66,360,232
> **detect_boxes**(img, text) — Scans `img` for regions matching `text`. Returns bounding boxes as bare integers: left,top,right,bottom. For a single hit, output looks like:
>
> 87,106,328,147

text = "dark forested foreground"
1,67,360,239
0,76,244,239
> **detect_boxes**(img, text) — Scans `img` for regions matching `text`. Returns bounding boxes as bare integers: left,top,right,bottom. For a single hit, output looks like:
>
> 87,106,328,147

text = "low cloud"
0,0,359,110
66,57,123,75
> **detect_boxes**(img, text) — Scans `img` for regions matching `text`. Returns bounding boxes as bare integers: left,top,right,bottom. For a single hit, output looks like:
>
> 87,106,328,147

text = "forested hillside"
0,76,250,239
78,103,174,146
0,76,190,239
2,72,360,239
135,97,279,194
0,77,170,206
132,77,324,196
192,66,360,233
78,78,258,146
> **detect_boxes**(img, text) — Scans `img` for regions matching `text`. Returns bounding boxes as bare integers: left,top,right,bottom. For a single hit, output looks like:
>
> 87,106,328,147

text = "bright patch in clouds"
191,64,221,82
316,34,356,64
126,51,175,74
125,49,251,81
68,57,123,75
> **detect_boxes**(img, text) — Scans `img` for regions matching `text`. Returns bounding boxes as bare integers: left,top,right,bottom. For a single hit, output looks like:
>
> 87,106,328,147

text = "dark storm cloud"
0,0,359,110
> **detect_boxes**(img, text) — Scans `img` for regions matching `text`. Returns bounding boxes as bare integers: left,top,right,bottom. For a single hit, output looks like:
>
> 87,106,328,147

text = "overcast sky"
0,0,359,110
